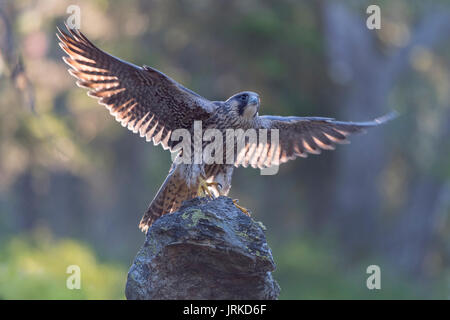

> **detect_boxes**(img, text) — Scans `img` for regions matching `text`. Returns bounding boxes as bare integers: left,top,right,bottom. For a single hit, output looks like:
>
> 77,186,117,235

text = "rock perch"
125,196,280,300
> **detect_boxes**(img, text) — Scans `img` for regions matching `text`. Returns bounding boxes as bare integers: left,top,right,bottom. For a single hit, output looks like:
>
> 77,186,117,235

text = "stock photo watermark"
66,265,81,290
366,5,381,30
366,265,381,290
66,5,81,30
169,121,280,175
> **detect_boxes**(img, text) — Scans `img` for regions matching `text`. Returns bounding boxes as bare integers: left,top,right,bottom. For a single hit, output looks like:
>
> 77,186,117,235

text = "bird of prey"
57,26,395,232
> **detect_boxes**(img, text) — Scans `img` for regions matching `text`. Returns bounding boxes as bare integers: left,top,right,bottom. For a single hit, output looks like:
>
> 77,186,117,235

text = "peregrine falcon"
57,26,396,232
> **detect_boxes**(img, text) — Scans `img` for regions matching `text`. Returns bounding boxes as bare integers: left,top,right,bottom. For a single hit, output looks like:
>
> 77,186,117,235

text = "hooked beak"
248,95,259,106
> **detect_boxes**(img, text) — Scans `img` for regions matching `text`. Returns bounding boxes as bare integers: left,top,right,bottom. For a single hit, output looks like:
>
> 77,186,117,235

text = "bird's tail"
139,168,196,233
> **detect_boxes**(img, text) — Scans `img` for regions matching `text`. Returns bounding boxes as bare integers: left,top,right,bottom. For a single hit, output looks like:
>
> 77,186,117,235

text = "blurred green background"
0,0,449,299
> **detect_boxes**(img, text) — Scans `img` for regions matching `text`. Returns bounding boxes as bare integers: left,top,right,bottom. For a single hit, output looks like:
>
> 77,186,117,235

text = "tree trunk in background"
320,1,450,273
386,180,449,276
321,1,389,254
0,1,35,111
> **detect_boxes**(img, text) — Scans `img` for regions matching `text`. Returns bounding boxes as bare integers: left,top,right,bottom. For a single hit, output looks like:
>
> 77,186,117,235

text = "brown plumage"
57,26,396,232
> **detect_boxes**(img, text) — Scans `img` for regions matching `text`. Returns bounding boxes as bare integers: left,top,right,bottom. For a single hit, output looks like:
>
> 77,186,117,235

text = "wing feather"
235,112,397,168
57,25,215,151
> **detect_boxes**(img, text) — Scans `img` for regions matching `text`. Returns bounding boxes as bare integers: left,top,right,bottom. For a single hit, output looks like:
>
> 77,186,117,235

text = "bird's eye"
240,94,248,101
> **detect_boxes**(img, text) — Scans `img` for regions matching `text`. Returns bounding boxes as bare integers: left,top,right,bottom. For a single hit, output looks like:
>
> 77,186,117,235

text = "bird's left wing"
57,26,216,151
235,112,397,168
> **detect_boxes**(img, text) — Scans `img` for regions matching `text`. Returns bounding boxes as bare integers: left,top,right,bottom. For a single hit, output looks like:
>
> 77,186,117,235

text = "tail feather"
139,169,195,232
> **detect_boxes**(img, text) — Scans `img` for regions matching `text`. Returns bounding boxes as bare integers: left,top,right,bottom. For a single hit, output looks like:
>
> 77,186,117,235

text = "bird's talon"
197,177,215,199
233,199,251,216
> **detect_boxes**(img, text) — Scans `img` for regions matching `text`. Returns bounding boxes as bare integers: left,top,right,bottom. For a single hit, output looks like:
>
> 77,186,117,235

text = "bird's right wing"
235,112,397,169
57,26,216,151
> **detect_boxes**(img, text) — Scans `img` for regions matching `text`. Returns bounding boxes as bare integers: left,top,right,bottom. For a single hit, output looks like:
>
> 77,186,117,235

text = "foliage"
0,230,126,299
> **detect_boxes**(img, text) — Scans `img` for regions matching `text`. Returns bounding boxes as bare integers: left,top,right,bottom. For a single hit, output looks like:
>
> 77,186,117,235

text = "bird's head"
226,91,260,119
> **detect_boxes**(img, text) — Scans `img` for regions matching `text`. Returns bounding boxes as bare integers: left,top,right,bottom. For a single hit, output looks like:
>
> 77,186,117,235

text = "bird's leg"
232,199,251,217
197,176,212,198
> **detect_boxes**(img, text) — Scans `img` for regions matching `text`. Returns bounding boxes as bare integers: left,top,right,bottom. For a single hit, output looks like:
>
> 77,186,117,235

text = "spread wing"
235,112,397,168
57,26,216,150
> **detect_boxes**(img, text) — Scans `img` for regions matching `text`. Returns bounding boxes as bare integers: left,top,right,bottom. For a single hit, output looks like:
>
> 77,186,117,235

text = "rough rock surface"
125,196,280,300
